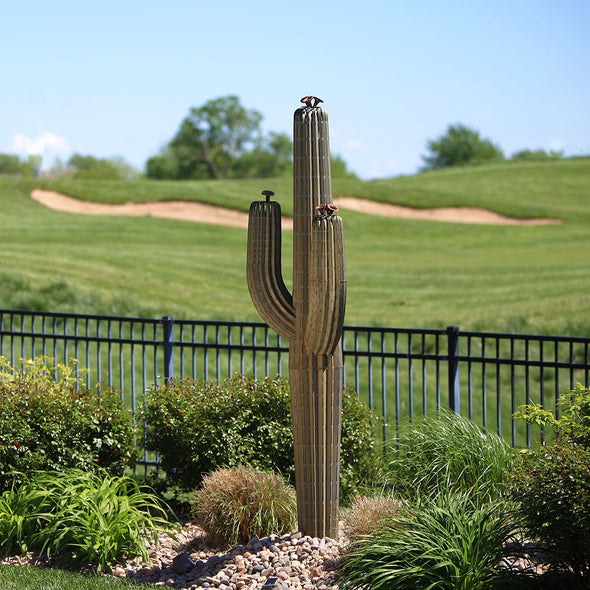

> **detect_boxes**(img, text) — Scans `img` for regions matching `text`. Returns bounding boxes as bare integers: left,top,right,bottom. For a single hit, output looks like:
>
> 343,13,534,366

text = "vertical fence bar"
554,341,561,419
511,338,517,446
408,332,414,422
481,336,487,430
368,333,374,411
421,333,427,418
496,337,501,437
447,326,460,414
249,326,254,380
381,332,387,443
395,332,400,435
467,336,474,421
162,315,175,384
354,331,360,396
525,339,531,448
434,334,441,413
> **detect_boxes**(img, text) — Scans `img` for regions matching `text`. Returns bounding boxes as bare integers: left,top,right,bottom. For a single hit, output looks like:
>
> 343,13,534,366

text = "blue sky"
2,0,589,179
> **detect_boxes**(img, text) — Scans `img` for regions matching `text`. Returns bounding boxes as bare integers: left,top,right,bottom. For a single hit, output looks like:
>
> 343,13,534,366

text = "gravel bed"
2,523,347,589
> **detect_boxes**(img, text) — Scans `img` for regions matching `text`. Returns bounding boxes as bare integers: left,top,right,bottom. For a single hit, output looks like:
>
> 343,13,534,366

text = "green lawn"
1,157,589,334
0,565,139,590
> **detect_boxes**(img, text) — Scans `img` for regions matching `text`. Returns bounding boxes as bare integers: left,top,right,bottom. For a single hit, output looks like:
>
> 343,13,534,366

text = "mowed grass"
0,565,140,589
1,157,589,334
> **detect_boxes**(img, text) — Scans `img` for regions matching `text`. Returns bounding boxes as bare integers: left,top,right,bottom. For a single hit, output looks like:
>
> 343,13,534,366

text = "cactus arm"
246,200,296,342
304,215,347,355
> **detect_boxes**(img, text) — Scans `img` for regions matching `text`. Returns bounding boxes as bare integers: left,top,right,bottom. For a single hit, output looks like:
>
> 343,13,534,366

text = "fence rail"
1,309,589,466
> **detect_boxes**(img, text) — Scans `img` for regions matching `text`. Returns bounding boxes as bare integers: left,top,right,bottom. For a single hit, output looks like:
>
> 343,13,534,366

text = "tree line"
421,123,563,169
1,95,567,181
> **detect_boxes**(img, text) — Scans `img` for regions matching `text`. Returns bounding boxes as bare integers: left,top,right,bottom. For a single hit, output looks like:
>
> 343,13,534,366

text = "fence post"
162,315,174,383
447,325,460,414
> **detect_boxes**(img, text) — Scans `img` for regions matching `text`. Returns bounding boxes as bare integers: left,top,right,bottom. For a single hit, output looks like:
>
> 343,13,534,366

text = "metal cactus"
247,99,346,538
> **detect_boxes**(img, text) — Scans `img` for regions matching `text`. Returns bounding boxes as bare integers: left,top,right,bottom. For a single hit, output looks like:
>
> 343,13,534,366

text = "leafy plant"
143,375,381,501
509,441,590,580
190,465,297,547
338,491,517,590
0,484,43,556
0,357,136,491
385,409,514,504
0,469,173,571
514,383,590,447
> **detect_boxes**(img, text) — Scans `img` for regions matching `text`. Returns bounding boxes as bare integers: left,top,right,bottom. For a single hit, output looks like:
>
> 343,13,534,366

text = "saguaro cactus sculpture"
247,98,346,538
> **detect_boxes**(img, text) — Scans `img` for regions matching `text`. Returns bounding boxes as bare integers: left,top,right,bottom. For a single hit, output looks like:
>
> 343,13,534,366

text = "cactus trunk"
247,101,346,538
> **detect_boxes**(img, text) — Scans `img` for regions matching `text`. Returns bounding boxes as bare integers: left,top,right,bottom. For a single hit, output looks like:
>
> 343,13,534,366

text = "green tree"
232,131,293,178
67,153,139,180
422,123,504,169
145,147,179,180
167,95,263,180
147,95,357,181
511,148,563,161
0,153,38,177
331,153,358,179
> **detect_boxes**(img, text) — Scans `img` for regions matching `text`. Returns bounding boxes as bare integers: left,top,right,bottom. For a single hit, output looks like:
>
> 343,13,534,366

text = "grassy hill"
1,157,589,335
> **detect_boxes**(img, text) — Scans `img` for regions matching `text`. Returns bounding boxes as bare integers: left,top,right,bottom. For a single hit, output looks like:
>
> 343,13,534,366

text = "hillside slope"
0,158,588,333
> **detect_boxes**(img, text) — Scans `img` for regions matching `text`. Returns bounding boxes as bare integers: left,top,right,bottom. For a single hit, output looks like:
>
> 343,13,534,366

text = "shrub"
384,409,514,504
509,440,590,580
514,383,590,447
0,469,172,571
0,357,136,490
143,375,381,500
342,493,404,542
339,388,385,503
190,465,297,547
338,491,517,590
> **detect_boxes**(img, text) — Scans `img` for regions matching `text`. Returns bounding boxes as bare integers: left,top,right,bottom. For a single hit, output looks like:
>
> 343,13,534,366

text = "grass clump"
0,469,172,572
342,493,405,542
190,465,297,547
339,491,517,590
385,409,514,504
338,410,521,589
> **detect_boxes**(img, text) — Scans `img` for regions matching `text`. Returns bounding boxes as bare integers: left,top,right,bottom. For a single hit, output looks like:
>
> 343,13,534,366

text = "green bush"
509,441,590,579
514,383,590,447
191,465,297,547
0,469,171,571
384,410,514,504
338,491,517,590
0,357,136,490
143,375,381,499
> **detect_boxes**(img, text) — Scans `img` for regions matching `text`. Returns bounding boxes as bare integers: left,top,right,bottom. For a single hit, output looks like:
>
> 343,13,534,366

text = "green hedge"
143,375,381,500
0,358,136,490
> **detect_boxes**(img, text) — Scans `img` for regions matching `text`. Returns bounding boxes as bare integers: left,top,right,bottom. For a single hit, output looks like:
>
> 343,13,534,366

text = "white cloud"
11,132,71,157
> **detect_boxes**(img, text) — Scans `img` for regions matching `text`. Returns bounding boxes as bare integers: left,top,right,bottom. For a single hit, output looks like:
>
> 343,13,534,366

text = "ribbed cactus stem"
247,200,295,341
246,101,346,538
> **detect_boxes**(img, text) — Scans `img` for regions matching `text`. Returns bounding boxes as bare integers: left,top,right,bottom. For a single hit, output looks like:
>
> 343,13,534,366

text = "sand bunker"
30,189,561,228
333,197,561,226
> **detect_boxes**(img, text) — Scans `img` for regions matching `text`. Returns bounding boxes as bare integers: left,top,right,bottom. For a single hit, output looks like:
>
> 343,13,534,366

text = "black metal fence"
1,309,589,464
